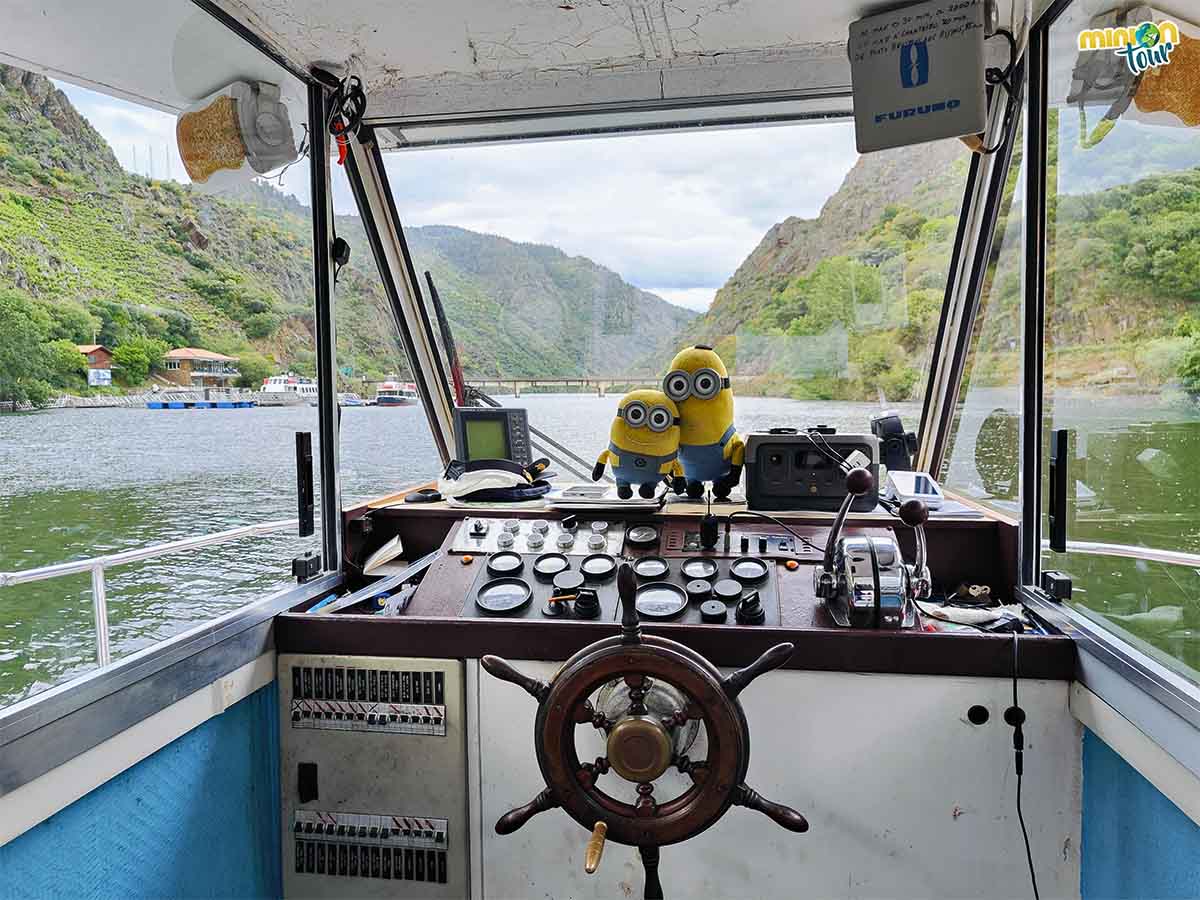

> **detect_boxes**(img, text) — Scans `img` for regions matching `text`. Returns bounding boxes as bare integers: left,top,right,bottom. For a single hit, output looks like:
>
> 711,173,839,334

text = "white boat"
375,380,418,407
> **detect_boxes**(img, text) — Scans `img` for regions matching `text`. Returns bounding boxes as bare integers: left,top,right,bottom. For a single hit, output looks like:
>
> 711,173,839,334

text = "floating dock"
146,400,257,410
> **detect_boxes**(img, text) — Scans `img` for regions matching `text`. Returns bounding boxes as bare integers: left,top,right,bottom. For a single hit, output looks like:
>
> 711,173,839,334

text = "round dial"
503,519,521,534
556,532,575,549
580,554,617,581
590,521,609,534
730,557,769,585
487,551,524,577
633,556,669,580
526,532,545,550
532,553,570,580
475,578,532,615
626,525,659,547
587,533,607,550
634,582,688,619
681,557,719,580
497,531,515,548
713,578,742,604
531,519,550,534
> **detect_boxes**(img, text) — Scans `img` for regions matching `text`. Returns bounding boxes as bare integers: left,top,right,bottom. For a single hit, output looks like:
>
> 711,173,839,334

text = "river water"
2,392,1198,704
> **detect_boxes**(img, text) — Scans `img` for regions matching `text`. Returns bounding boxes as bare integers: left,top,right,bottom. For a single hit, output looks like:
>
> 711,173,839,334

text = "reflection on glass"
940,129,1025,514
0,22,318,704
1043,9,1200,684
387,127,971,463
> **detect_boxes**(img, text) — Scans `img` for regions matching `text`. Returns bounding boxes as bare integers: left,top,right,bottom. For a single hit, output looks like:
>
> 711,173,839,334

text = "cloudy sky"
60,82,859,312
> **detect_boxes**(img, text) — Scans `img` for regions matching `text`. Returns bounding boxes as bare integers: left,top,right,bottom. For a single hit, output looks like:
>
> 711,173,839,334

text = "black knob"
701,599,728,623
562,514,578,532
899,498,929,527
700,513,719,550
845,467,874,496
573,589,601,619
686,580,712,604
713,579,742,604
740,534,749,552
758,536,768,554
736,590,766,625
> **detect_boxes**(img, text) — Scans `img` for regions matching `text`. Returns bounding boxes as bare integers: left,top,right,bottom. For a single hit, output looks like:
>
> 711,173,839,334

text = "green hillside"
0,65,692,405
686,120,1200,402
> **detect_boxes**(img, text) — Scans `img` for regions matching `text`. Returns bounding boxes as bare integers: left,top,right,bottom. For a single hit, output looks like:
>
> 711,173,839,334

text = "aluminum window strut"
344,132,456,463
916,73,1024,475
308,81,343,575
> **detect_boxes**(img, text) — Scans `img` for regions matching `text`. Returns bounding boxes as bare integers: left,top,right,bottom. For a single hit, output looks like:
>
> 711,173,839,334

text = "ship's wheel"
481,563,808,899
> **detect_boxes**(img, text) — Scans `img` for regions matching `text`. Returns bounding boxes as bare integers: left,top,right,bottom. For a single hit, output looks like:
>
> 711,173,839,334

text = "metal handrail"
1047,539,1200,570
0,518,299,666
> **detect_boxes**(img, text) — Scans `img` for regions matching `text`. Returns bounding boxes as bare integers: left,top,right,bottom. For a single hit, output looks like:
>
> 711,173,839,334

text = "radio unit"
744,429,880,512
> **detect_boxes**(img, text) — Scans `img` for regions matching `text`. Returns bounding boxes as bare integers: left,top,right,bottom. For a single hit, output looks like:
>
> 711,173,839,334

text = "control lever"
816,467,874,599
898,498,931,600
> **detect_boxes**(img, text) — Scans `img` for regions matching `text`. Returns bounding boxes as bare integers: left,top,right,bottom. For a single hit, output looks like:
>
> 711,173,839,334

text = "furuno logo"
874,98,961,125
1077,20,1179,75
900,40,930,88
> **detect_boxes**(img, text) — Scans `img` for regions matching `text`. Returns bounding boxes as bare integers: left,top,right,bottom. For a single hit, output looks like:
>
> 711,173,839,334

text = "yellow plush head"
663,345,734,445
609,389,681,456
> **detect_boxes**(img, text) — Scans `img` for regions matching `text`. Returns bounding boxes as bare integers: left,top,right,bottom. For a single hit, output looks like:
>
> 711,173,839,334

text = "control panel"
281,655,466,898
451,516,626,556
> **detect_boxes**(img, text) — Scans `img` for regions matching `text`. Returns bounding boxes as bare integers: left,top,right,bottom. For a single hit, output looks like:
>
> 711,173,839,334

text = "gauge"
730,557,769,585
633,556,670,580
487,551,524,577
497,531,515,548
475,578,532,615
634,582,688,619
502,519,521,533
526,532,545,550
533,553,570,580
553,571,585,594
627,525,659,548
713,579,742,604
681,557,719,580
531,519,550,534
580,554,617,581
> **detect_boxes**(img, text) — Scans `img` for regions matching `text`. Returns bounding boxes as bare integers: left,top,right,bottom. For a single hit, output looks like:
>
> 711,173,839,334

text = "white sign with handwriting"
849,0,987,153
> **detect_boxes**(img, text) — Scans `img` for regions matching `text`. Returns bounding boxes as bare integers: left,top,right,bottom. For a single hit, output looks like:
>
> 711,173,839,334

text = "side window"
940,132,1025,516
327,164,438,504
1041,11,1200,685
0,56,318,707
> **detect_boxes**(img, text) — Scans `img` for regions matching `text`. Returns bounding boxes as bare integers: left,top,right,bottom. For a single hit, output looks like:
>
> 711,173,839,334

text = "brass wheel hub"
606,716,673,782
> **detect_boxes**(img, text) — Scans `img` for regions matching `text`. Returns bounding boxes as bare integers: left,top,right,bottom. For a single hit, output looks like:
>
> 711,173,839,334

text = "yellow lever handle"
584,821,608,874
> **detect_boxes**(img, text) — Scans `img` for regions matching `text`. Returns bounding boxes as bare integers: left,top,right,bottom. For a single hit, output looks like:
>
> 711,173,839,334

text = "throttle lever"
816,467,874,598
898,498,931,600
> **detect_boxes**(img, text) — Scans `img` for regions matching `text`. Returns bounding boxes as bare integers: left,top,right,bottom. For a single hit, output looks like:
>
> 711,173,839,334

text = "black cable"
1010,632,1040,900
978,29,1019,155
726,510,825,554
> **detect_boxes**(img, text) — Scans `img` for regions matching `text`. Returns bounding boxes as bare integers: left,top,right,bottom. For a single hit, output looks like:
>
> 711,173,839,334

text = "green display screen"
465,418,509,459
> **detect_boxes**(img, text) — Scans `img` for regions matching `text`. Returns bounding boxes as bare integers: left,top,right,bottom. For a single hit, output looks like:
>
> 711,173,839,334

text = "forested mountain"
686,119,1200,401
0,65,692,403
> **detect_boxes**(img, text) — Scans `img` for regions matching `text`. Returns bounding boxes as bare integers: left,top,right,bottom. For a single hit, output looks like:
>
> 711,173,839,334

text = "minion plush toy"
592,390,685,499
662,345,744,498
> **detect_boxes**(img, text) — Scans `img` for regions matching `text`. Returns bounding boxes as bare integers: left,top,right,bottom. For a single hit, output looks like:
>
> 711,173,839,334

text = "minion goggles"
617,401,680,432
663,368,731,402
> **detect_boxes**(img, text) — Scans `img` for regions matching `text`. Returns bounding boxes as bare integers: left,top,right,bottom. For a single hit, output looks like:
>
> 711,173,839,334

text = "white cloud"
56,80,860,306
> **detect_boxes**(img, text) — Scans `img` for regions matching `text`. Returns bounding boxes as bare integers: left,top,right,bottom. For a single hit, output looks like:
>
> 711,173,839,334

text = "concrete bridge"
464,374,760,398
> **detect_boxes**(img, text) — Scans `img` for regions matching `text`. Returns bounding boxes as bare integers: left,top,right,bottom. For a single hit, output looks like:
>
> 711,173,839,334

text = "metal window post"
308,82,343,573
90,565,111,667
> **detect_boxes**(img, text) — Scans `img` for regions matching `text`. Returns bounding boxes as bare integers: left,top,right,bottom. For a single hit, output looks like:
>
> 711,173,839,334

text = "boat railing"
1043,539,1200,570
0,518,299,667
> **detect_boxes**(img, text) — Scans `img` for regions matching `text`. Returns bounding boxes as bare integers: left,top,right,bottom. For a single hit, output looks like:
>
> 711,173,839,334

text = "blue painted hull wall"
1082,728,1200,899
0,684,281,900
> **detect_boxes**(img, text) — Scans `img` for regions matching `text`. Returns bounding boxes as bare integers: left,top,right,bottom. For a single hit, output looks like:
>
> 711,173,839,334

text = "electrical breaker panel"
280,655,467,899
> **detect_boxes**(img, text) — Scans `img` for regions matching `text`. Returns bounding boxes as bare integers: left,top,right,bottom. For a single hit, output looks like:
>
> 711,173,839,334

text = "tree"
235,351,274,388
112,336,168,386
0,288,53,406
44,339,87,388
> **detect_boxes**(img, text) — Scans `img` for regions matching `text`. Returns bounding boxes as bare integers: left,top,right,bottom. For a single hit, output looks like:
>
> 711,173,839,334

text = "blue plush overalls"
678,424,736,483
608,444,677,491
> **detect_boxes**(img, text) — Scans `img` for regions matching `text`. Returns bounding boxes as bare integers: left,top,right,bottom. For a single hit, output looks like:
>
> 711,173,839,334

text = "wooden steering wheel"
481,563,808,899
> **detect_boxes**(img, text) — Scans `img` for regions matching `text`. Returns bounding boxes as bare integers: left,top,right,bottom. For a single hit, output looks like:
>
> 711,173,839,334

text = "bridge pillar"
513,380,520,398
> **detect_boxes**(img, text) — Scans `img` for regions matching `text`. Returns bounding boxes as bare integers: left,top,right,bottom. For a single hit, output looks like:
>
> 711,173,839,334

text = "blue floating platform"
146,401,166,410
193,401,212,409
167,401,186,409
216,401,236,409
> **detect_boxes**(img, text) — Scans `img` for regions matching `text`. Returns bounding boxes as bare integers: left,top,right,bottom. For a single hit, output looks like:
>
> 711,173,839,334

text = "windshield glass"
374,124,971,465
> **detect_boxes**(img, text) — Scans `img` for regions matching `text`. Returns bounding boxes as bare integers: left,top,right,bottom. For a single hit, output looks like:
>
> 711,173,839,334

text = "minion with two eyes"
592,389,685,499
662,345,744,499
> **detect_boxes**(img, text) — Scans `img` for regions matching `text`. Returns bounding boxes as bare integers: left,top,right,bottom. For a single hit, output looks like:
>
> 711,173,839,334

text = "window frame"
1018,0,1200,775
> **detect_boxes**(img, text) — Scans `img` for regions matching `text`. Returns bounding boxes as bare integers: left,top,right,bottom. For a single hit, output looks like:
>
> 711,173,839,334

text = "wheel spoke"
577,757,611,788
635,782,657,817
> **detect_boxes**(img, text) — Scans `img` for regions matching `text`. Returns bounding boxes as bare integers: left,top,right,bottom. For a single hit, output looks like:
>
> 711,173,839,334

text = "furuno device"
453,407,530,465
744,429,880,512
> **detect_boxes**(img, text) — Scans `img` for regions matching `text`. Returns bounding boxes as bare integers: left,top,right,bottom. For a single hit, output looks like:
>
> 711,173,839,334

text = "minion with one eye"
592,389,685,499
662,345,744,499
